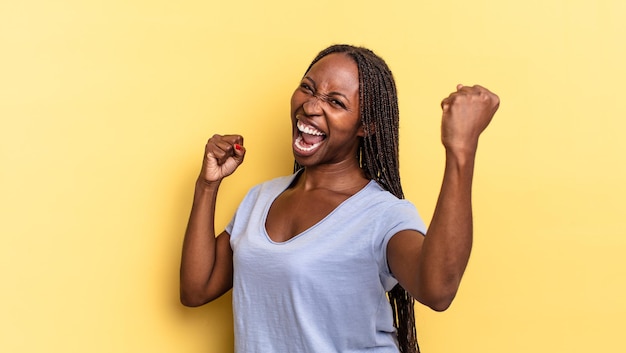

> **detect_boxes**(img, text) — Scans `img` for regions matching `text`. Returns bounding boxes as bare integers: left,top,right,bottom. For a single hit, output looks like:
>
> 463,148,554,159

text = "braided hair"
294,44,420,353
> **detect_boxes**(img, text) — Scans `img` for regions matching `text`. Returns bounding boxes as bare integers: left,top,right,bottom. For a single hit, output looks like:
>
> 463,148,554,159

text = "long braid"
294,44,420,353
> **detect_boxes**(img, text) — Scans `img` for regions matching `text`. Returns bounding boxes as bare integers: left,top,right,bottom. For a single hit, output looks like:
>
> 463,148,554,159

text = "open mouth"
294,120,326,152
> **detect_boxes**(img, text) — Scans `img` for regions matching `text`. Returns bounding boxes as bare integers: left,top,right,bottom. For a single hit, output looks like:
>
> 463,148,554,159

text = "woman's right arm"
180,134,245,307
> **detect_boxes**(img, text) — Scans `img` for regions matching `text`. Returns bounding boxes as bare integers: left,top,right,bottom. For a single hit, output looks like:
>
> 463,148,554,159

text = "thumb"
441,98,451,113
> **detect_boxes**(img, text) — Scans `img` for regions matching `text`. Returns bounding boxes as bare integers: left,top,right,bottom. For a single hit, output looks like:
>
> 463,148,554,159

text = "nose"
302,95,323,116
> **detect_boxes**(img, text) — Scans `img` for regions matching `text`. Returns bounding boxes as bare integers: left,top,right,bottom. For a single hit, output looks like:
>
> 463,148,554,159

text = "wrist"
444,145,477,169
195,177,221,193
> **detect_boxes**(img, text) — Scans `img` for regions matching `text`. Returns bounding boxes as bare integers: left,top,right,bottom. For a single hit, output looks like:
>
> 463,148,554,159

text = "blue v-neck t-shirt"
226,173,426,353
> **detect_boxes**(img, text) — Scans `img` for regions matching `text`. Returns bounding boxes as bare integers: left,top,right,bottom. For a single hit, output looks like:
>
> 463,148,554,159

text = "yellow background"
2,0,625,352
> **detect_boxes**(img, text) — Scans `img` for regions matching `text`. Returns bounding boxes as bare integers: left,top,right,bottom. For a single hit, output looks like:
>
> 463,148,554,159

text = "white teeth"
297,120,325,136
294,135,323,151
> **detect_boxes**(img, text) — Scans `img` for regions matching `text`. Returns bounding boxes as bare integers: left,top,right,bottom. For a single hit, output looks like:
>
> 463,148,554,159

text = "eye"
299,83,313,93
329,98,346,109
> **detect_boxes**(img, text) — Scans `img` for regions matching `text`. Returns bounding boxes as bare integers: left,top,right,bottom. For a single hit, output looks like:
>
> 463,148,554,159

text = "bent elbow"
180,295,201,307
180,297,202,307
426,296,454,312
418,288,458,312
180,289,209,307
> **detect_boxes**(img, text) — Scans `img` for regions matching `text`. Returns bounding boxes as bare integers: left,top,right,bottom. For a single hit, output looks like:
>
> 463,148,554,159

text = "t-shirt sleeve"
378,200,427,291
225,184,262,238
225,175,291,242
225,213,235,235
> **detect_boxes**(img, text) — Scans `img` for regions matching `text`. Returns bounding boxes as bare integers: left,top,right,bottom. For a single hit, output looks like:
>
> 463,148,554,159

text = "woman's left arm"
388,84,499,311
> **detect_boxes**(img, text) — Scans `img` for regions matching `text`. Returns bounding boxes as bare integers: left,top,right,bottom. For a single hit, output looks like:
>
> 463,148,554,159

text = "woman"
180,44,500,353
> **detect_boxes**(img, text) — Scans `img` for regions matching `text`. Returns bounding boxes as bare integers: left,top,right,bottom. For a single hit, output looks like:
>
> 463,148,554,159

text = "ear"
358,122,376,137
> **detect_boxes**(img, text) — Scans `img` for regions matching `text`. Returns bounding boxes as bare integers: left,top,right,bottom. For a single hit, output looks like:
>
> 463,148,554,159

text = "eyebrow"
304,76,351,104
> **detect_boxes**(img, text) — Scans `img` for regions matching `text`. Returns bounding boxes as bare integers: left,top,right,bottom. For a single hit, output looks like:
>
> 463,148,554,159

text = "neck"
297,161,369,193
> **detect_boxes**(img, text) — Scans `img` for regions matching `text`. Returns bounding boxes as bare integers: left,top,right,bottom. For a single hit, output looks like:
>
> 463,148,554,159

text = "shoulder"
244,173,298,199
227,173,297,236
359,181,417,212
355,181,426,234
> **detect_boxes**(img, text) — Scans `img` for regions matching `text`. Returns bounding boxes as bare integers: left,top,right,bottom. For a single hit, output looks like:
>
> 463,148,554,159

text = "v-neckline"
262,172,374,244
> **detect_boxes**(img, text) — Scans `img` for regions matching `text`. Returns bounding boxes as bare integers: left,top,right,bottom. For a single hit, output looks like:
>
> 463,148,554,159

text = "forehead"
305,53,359,92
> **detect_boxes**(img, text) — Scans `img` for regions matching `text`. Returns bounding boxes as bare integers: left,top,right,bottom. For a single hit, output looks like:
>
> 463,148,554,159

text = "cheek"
290,89,303,113
343,112,363,133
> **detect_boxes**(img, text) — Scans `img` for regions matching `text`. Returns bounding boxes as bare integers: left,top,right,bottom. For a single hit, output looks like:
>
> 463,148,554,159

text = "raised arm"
180,134,245,307
388,84,499,311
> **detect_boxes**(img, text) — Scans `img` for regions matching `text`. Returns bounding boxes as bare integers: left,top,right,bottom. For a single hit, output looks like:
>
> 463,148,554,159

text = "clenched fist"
200,134,246,183
440,84,500,155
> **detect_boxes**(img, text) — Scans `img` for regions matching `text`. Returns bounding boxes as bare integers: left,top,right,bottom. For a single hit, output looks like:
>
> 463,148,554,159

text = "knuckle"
208,134,220,143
